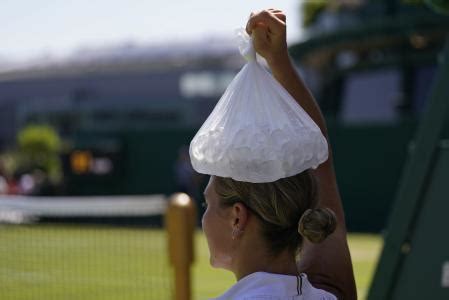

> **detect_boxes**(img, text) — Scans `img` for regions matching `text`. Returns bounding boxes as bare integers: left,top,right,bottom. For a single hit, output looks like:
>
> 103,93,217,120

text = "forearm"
267,54,328,138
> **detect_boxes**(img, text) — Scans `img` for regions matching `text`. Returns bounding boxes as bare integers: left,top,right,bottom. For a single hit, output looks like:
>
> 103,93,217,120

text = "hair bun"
298,207,337,243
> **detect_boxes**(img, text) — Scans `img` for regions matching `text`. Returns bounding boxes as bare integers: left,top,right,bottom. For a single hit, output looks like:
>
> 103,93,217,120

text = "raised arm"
247,9,357,299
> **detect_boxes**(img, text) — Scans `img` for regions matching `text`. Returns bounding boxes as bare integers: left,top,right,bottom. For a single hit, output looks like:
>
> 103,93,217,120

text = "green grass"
0,224,382,299
0,224,173,300
346,234,383,299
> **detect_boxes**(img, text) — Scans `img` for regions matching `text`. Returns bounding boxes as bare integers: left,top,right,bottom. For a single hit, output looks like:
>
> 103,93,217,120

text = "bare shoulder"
299,229,354,299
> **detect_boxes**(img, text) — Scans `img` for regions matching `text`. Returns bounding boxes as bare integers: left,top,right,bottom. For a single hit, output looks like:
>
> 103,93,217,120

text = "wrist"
266,51,292,71
266,53,296,81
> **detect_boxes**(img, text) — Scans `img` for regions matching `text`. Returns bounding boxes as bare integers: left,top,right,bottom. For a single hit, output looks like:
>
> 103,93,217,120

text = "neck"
233,246,298,281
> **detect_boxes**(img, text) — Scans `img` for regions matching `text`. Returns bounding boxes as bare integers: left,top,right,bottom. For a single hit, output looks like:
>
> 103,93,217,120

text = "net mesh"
0,195,173,300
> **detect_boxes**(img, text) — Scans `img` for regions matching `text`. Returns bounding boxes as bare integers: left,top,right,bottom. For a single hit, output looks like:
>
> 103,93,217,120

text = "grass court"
0,225,382,299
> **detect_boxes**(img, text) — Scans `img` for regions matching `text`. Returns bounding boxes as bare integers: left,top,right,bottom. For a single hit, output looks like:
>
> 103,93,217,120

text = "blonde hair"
213,171,336,255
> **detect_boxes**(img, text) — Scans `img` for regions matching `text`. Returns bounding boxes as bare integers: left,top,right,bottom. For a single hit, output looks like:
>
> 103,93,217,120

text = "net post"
166,193,196,300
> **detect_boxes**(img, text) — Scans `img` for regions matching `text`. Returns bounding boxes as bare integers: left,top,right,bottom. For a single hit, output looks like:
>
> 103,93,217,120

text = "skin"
202,9,357,300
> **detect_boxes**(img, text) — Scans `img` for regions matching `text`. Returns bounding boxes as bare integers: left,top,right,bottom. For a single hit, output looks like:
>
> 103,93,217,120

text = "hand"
246,9,289,66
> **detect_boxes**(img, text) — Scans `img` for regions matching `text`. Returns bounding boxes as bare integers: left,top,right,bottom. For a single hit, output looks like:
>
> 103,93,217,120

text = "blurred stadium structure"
0,1,447,233
290,0,449,232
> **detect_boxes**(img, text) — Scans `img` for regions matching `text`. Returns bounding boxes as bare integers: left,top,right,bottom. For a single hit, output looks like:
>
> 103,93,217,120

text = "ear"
230,202,249,231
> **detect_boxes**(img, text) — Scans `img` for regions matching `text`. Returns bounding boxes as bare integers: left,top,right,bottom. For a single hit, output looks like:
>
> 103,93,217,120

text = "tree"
16,124,63,183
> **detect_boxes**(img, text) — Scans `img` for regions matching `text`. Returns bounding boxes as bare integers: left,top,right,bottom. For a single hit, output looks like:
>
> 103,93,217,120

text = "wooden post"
166,193,196,300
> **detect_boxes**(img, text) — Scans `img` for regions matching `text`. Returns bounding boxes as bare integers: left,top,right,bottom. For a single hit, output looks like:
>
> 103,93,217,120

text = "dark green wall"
329,120,417,231
66,127,197,196
66,121,417,232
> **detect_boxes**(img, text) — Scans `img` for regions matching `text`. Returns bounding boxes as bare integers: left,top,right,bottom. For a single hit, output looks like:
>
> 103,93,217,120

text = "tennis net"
0,195,173,300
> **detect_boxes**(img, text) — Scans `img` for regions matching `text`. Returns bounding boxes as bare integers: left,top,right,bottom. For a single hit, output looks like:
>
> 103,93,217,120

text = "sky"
1,0,304,61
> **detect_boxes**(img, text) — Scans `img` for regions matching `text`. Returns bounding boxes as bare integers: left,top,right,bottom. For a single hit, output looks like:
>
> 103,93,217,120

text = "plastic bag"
189,29,328,183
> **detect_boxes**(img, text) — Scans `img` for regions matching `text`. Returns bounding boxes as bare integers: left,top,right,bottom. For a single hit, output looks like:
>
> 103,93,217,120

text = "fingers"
246,9,285,34
246,9,286,35
267,8,283,15
252,26,269,45
272,12,286,23
268,8,286,23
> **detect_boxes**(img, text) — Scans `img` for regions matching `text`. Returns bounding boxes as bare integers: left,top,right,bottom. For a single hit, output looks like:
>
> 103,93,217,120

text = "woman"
201,9,357,300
